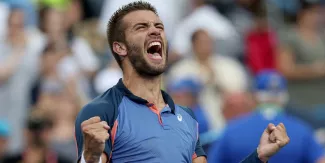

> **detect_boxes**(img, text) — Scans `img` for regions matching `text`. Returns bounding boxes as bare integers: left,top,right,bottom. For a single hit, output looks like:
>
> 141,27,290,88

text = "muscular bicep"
193,156,207,163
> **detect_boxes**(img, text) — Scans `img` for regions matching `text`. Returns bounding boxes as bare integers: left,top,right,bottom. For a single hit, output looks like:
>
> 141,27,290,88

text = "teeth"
148,42,161,48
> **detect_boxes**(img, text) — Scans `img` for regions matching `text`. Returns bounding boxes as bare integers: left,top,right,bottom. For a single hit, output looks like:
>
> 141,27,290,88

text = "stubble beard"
126,41,167,78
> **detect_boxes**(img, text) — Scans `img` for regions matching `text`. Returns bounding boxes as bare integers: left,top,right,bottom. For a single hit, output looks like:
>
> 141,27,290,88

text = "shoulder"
76,86,124,125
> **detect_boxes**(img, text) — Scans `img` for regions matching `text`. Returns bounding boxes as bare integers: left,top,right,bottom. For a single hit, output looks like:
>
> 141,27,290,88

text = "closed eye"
156,25,164,30
155,23,164,30
137,25,146,30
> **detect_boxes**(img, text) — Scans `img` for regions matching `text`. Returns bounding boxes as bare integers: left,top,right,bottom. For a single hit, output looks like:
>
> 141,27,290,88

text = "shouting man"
75,1,290,163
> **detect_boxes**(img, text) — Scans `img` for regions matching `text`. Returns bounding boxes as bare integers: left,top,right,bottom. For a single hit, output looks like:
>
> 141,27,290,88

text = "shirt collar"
115,78,176,114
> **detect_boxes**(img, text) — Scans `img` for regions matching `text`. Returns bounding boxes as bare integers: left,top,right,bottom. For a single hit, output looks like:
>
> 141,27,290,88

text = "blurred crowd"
1,0,325,162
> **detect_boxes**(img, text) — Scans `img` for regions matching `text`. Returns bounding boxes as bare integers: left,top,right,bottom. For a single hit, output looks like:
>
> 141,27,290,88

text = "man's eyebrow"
132,22,149,28
154,22,164,27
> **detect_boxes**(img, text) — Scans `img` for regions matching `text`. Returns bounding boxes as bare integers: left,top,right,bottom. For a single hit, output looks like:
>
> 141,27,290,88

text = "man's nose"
148,26,160,36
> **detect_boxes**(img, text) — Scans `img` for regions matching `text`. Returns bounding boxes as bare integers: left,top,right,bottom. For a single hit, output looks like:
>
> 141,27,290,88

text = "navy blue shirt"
75,79,264,163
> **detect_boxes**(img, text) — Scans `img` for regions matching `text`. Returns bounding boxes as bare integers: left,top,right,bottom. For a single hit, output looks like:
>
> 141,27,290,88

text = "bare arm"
276,46,325,80
0,50,24,83
193,156,207,163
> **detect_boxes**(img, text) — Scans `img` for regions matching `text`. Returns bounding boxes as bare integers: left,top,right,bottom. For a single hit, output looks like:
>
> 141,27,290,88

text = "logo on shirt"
177,114,182,121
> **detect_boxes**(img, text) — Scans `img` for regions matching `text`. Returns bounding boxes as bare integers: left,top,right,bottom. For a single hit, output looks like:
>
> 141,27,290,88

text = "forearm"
0,54,23,82
280,64,325,80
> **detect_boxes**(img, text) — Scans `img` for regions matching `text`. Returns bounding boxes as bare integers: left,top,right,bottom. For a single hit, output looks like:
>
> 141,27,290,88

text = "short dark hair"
38,6,53,33
107,1,158,70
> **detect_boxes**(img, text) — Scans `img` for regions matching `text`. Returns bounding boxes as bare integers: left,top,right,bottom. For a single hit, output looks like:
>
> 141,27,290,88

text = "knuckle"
81,121,87,128
82,126,88,133
101,121,108,125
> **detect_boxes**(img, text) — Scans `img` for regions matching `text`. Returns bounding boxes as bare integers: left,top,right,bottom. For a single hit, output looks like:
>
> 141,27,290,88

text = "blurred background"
1,0,325,162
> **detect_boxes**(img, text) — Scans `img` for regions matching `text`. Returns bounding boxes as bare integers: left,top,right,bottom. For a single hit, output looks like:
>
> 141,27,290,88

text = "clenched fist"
81,116,110,162
257,123,290,162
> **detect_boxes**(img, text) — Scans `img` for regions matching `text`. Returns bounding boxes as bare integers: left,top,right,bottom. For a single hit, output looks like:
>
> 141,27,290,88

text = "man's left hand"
257,123,290,162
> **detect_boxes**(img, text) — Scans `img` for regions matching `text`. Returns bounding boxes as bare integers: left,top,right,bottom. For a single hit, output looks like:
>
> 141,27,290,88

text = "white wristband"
81,151,103,163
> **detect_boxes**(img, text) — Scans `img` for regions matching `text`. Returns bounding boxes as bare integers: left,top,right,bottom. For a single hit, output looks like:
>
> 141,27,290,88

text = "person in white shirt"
168,29,248,132
170,0,240,60
0,7,43,153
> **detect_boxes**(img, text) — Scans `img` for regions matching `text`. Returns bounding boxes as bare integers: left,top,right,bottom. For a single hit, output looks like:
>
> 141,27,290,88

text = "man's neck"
123,72,165,110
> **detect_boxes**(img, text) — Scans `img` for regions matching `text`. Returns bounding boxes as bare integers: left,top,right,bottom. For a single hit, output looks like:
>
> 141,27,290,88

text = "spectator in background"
1,109,71,163
168,78,209,134
49,87,80,162
168,29,248,133
245,2,278,76
38,4,99,98
170,0,240,62
2,0,38,27
0,120,10,161
276,0,325,112
94,59,123,95
0,6,42,153
168,78,215,152
34,41,87,110
208,70,325,163
224,0,257,62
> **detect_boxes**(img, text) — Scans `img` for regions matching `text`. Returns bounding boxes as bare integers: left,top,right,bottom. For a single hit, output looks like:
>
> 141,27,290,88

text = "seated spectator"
37,5,99,98
170,0,240,61
208,70,325,163
33,42,88,111
0,6,42,153
245,5,277,76
277,0,325,110
49,87,80,162
1,109,71,163
168,29,248,132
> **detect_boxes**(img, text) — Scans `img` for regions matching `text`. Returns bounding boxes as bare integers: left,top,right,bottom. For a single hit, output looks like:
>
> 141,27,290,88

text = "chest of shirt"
111,102,196,162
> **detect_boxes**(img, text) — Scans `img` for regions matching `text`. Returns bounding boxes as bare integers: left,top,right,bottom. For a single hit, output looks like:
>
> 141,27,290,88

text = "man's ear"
112,42,127,57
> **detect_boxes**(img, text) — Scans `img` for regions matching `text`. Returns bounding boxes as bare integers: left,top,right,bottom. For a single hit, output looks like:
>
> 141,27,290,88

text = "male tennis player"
75,1,290,163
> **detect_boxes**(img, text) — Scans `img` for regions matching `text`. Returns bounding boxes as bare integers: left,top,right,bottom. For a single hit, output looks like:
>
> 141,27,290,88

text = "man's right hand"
81,116,110,162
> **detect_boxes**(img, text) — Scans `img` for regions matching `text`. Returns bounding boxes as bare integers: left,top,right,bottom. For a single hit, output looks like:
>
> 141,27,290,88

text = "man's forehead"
123,10,162,25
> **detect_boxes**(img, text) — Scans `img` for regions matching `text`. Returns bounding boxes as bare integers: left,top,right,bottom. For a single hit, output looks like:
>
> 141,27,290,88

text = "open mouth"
146,41,162,60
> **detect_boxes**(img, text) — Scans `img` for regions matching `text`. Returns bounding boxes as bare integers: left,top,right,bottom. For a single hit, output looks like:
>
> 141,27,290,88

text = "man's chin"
136,66,166,78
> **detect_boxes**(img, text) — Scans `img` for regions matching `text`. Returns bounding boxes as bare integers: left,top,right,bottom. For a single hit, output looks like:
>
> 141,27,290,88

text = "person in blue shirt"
74,2,289,163
167,78,210,134
208,70,325,163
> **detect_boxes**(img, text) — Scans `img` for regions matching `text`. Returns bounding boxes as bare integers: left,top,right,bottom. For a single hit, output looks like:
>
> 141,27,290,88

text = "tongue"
148,52,162,60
